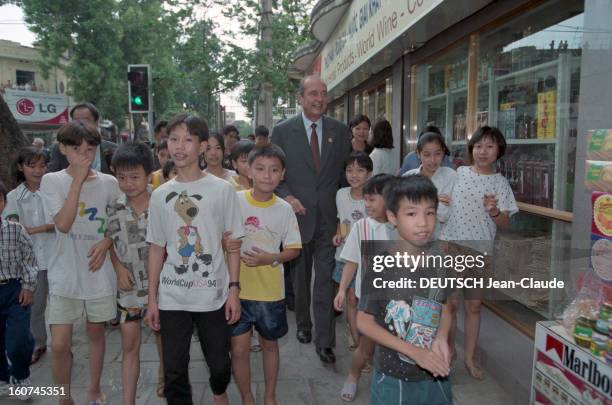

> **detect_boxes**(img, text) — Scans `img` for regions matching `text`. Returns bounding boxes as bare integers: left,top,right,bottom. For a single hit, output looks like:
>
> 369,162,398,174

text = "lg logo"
16,98,35,116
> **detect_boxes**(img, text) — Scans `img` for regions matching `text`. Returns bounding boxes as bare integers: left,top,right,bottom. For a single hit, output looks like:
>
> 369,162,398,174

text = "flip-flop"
156,382,165,398
340,380,358,402
89,393,107,405
465,362,485,381
31,346,47,364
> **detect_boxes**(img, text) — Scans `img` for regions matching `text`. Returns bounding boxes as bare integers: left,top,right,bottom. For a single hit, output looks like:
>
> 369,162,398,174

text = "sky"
0,3,252,121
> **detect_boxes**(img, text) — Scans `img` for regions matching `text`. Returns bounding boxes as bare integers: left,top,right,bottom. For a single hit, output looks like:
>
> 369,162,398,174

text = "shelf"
450,138,557,146
494,59,559,83
421,85,467,103
517,202,573,223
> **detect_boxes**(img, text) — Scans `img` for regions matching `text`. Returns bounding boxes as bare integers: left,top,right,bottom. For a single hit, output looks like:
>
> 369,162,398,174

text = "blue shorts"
332,260,356,290
370,369,453,405
231,299,288,341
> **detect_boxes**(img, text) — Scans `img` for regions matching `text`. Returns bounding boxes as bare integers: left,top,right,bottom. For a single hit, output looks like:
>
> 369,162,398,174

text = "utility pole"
256,0,273,129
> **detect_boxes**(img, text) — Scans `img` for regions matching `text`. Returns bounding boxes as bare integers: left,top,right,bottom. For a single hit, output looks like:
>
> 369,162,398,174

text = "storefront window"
350,78,393,123
415,41,469,149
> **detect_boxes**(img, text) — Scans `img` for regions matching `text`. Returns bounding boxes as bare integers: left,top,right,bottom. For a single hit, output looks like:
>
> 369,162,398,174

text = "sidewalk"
8,313,514,404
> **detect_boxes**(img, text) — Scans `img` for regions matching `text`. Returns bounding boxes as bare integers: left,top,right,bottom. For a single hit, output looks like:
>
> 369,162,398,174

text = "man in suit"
48,102,117,174
271,75,351,364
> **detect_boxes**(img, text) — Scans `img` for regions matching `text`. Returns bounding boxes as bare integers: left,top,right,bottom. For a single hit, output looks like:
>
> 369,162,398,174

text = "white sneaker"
9,376,32,400
0,380,10,398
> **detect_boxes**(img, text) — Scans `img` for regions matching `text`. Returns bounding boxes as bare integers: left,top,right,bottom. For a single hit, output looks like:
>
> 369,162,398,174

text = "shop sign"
320,0,443,90
3,89,69,125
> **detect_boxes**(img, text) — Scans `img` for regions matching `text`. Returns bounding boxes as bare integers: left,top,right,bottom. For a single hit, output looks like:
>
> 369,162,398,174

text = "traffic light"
128,64,150,113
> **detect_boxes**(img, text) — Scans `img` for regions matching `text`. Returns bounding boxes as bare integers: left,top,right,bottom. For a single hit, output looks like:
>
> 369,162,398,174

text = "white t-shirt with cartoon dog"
147,174,245,312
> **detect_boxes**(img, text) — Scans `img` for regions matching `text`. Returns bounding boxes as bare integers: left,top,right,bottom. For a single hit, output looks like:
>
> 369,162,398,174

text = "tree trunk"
0,93,29,189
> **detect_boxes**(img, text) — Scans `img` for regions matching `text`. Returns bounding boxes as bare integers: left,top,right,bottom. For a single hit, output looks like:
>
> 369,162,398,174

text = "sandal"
464,361,485,381
340,379,358,402
31,346,47,365
89,393,107,405
156,381,165,398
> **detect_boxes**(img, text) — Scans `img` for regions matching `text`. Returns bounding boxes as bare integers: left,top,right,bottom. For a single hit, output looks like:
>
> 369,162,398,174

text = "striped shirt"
0,218,39,291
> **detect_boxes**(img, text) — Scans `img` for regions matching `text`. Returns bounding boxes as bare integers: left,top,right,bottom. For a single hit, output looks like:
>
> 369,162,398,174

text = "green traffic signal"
133,96,144,105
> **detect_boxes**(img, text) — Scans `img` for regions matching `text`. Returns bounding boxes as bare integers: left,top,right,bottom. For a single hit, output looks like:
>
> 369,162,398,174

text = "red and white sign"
531,321,611,404
3,89,69,125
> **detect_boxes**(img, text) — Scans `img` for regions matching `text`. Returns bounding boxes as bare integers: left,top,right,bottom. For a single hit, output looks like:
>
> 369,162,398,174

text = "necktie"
310,122,320,171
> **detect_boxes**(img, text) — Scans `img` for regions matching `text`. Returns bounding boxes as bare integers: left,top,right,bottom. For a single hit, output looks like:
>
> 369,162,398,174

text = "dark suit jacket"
271,114,351,244
48,140,117,175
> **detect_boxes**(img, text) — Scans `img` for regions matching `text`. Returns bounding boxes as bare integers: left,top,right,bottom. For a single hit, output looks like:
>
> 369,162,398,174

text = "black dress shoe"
316,347,336,364
286,299,295,312
296,330,312,344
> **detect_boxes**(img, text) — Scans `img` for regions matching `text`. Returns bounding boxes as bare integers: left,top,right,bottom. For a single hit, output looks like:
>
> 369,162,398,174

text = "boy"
357,175,452,405
151,139,169,190
333,173,397,402
228,139,254,191
105,141,159,404
231,145,302,405
0,180,38,399
40,121,119,405
145,114,244,405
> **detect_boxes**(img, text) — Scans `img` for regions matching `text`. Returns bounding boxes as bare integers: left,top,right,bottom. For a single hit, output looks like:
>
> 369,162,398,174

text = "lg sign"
16,98,58,116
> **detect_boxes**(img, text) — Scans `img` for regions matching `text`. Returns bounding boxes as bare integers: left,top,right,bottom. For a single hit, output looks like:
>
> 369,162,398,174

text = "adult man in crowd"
48,102,117,174
222,125,240,169
271,75,351,364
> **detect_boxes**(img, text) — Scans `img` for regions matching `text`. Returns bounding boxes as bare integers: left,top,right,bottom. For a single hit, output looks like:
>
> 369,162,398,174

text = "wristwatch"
228,281,241,291
271,254,281,267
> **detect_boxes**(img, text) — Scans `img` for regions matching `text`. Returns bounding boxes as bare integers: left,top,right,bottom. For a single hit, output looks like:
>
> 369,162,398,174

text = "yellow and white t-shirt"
237,190,302,301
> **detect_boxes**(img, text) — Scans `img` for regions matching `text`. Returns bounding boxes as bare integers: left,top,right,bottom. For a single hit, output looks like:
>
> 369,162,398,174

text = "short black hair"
345,152,373,172
370,119,394,149
383,175,438,215
419,125,442,138
231,139,255,162
349,114,371,130
468,126,507,159
363,173,395,196
255,125,269,137
248,144,286,169
167,114,209,142
417,132,450,156
0,180,6,202
162,159,176,180
208,132,226,154
223,125,239,136
11,146,49,184
111,141,155,175
57,121,101,146
70,102,100,122
157,139,168,151
154,120,168,134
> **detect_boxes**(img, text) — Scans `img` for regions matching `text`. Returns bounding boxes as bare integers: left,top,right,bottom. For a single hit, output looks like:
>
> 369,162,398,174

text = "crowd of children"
0,104,517,405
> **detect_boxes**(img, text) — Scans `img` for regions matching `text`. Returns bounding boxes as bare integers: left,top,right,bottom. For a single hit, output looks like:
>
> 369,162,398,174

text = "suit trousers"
293,211,336,348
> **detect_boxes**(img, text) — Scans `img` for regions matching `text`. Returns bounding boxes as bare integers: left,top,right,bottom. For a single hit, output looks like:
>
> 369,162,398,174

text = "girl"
5,146,55,365
404,131,456,239
369,119,395,176
203,132,237,181
440,126,518,380
349,114,373,154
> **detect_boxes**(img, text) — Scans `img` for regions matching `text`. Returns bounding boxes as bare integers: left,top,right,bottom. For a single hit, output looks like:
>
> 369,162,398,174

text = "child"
228,139,255,191
331,152,372,351
145,114,244,405
404,132,456,239
151,139,169,189
105,141,159,404
254,125,269,147
40,121,119,405
357,175,452,405
5,147,54,365
231,144,302,405
161,159,177,184
440,126,517,380
203,132,237,181
0,180,38,399
333,173,397,402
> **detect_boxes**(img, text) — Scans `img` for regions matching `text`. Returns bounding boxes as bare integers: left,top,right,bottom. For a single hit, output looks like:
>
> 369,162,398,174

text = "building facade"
291,0,612,401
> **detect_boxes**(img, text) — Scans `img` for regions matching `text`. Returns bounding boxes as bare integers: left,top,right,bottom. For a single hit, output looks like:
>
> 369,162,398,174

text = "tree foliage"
220,0,315,117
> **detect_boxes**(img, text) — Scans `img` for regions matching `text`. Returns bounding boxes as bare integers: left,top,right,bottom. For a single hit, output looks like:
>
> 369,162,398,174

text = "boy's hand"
241,247,272,267
19,289,33,306
431,336,451,366
146,301,160,331
285,195,306,215
222,231,242,254
225,288,241,324
333,291,346,311
438,193,451,206
117,265,135,291
88,238,112,271
72,154,93,183
409,346,450,378
482,194,498,213
332,234,344,247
